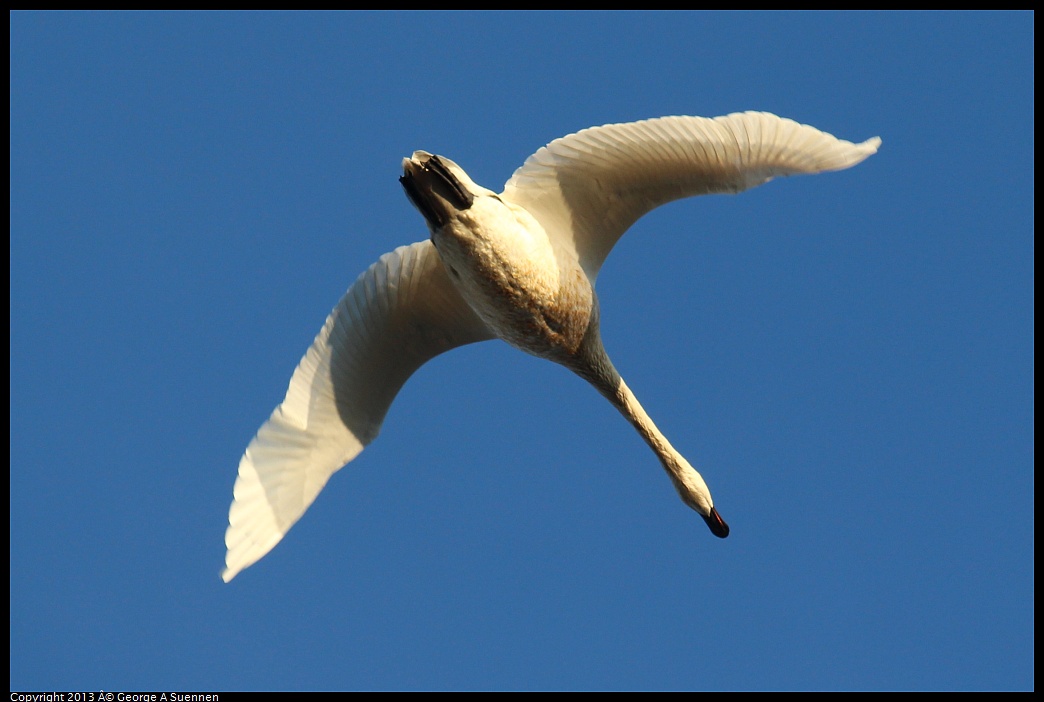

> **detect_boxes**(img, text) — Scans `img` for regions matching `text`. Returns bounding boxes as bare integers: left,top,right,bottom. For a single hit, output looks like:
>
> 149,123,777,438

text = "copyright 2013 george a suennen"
11,694,219,701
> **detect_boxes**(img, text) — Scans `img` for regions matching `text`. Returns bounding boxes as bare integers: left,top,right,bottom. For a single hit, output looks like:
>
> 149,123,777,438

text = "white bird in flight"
223,111,880,581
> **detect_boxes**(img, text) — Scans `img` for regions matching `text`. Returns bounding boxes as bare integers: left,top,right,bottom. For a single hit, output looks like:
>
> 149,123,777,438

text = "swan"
223,111,880,581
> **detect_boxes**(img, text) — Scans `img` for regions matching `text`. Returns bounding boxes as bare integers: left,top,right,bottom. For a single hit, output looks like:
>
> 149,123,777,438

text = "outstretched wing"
223,240,493,581
502,111,880,280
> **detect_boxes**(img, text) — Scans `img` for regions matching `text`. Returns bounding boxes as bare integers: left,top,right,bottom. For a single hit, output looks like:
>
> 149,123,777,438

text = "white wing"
223,240,493,581
502,111,881,280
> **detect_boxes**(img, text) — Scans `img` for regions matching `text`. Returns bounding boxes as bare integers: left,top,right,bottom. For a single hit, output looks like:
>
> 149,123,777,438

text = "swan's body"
223,111,880,581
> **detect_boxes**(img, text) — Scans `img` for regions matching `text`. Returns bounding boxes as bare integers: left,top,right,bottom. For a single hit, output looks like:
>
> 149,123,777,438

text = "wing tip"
838,135,882,170
861,135,883,153
222,512,288,583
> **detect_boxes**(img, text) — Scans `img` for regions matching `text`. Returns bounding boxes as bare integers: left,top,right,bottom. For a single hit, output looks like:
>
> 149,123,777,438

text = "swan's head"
702,506,729,538
670,457,730,538
400,151,494,232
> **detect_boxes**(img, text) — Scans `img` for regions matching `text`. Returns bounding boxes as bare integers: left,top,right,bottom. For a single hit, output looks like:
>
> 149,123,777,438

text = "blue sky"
10,11,1033,691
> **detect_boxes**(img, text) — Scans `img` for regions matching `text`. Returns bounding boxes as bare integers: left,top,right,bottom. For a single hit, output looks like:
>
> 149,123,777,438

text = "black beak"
703,506,730,538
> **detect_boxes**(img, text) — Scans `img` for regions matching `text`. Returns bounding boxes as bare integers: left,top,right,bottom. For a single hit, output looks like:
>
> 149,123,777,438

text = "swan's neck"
573,338,715,518
614,378,715,515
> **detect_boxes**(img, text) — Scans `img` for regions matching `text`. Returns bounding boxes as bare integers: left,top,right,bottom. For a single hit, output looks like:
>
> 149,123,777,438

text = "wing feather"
223,240,492,581
503,111,880,280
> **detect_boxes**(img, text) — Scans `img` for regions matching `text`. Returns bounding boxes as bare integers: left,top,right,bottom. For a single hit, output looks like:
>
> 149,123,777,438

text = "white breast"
431,195,593,361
